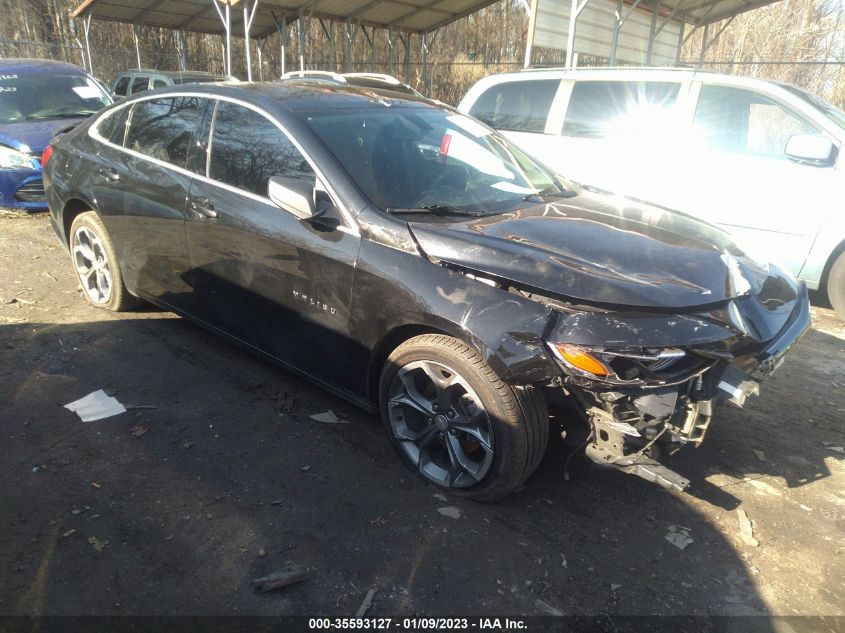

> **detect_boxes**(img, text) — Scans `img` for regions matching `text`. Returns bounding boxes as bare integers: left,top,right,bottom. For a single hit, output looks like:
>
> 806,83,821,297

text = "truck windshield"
0,73,112,124
304,106,569,216
781,84,845,131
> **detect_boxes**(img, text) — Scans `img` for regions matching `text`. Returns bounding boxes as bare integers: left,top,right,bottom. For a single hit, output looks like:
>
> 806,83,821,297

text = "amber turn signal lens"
553,344,611,377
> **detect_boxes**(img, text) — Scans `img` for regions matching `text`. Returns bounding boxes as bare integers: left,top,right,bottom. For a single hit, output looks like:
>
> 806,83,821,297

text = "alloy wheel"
387,359,494,488
72,225,112,304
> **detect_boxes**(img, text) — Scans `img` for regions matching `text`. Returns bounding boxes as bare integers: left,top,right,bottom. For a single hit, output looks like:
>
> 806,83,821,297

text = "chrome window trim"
88,91,360,236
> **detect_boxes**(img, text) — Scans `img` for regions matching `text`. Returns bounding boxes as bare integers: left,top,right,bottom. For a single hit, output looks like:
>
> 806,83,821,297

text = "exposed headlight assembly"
0,144,35,170
548,343,715,387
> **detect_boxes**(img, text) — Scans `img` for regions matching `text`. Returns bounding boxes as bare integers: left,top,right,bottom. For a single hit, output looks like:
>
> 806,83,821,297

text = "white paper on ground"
64,390,126,422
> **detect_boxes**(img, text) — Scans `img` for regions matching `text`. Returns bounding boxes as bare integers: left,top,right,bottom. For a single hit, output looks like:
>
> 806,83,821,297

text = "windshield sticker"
0,74,18,81
445,114,491,138
0,86,16,93
73,85,102,99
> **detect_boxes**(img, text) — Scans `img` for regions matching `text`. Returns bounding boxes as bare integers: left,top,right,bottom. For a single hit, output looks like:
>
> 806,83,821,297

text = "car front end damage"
541,281,810,491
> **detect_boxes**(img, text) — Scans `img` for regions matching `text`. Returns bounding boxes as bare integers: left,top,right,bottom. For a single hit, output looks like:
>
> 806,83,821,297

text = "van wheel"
829,251,845,320
69,211,136,312
379,334,548,502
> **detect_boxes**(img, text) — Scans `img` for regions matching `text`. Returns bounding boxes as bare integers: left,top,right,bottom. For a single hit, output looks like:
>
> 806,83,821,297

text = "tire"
379,334,548,502
69,211,137,312
828,250,845,320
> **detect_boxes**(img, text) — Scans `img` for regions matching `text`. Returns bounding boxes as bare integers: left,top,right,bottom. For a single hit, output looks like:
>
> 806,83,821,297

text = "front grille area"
15,179,45,202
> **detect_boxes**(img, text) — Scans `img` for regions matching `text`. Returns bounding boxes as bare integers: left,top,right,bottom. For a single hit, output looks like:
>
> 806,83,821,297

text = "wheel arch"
821,238,845,291
61,197,97,246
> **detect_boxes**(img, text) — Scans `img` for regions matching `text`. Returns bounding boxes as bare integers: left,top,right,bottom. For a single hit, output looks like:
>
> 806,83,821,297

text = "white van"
458,68,845,318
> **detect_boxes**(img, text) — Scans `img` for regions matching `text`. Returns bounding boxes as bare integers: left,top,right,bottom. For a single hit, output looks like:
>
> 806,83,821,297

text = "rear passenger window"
693,85,816,159
151,78,167,89
126,97,203,167
563,81,680,139
131,77,150,94
209,101,314,197
113,76,129,96
468,80,559,133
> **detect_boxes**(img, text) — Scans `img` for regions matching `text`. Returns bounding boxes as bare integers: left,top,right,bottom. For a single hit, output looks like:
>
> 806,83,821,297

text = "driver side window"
693,85,816,159
208,100,314,197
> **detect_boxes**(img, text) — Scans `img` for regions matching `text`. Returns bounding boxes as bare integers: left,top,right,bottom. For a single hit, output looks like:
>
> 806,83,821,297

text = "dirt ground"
1,212,844,621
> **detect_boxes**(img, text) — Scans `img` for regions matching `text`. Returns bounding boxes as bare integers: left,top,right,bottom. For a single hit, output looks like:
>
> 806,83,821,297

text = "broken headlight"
547,343,715,387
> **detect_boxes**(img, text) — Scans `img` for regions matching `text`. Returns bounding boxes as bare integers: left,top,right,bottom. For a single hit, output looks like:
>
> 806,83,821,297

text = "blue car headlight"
0,144,35,170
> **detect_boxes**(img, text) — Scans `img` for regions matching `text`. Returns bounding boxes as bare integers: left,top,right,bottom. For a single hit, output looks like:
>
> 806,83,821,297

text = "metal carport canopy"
71,0,502,38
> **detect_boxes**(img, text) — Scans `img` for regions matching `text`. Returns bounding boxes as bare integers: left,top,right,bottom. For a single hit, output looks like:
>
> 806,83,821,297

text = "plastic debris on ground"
308,410,348,424
355,588,376,617
64,390,126,422
437,506,462,519
665,525,694,550
252,565,308,593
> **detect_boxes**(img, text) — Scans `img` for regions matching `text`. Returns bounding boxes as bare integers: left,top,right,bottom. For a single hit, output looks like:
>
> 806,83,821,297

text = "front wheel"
379,334,548,502
828,250,845,320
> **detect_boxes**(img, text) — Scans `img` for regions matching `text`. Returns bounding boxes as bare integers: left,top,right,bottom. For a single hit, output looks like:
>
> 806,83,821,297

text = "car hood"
408,191,781,310
0,119,85,154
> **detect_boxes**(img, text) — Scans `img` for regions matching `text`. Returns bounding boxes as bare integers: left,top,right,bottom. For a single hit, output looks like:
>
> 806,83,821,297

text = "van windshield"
0,73,111,124
304,106,569,216
781,84,845,131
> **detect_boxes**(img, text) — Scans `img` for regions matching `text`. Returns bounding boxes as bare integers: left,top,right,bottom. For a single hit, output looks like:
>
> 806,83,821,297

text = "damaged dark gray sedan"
44,82,810,500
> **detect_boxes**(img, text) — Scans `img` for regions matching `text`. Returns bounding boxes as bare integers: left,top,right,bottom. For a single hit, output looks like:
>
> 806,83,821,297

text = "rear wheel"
379,334,548,502
69,211,136,312
829,250,845,320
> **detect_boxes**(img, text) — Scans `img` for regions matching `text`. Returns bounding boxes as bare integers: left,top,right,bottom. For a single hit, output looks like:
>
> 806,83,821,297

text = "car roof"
117,69,220,78
0,58,88,74
144,81,434,113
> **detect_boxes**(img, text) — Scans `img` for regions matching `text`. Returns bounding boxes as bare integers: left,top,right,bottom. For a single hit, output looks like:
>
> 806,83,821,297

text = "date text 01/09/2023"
308,618,528,630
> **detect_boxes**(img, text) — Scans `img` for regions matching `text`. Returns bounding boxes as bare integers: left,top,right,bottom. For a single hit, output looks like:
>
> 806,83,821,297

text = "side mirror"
785,134,837,166
268,176,316,219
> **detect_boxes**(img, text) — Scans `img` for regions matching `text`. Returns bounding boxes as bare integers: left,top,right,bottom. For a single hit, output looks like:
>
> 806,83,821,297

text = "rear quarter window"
468,79,559,133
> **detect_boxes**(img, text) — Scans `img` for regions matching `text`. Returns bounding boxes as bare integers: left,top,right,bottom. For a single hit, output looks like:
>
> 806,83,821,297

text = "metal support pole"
272,13,287,77
132,25,142,68
83,13,93,75
402,33,410,83
387,29,394,75
609,0,622,65
73,36,86,73
675,18,685,65
646,2,659,65
257,38,268,81
212,0,232,76
421,32,428,94
523,0,538,68
698,22,709,66
298,13,307,71
565,0,590,68
243,0,259,81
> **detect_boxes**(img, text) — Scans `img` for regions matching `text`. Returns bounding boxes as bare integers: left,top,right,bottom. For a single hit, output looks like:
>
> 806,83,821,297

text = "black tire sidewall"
379,336,531,501
829,251,845,320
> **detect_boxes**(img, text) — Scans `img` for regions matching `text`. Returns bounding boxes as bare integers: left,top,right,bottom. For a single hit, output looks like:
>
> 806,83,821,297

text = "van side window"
208,101,314,197
126,97,203,167
113,76,130,96
468,80,559,133
693,85,816,158
131,77,150,94
562,81,680,139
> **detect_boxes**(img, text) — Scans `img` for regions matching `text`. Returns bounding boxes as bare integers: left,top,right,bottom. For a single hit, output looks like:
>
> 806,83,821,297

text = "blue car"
1,59,111,211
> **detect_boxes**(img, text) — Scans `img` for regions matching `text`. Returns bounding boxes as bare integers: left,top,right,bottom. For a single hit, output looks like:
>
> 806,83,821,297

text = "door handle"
98,168,120,182
189,197,218,219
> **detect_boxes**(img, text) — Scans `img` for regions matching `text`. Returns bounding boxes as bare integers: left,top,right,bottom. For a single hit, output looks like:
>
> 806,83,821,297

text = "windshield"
0,73,111,124
781,84,845,131
304,107,567,216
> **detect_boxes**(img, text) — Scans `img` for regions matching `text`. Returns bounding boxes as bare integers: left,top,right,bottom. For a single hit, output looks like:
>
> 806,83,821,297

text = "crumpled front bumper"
564,283,811,492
